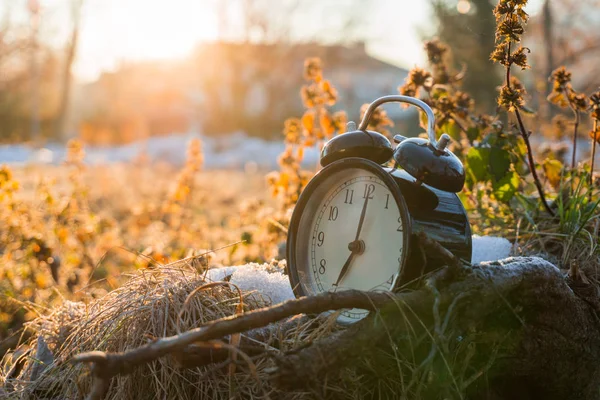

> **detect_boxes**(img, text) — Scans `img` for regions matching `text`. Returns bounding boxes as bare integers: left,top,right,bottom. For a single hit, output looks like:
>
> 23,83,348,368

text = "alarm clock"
286,95,472,323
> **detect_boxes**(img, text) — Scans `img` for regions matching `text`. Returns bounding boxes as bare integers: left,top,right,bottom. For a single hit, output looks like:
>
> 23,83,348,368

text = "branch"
73,290,396,398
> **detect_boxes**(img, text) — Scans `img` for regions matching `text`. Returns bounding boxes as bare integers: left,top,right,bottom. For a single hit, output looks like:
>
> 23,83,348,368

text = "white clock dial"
291,162,408,324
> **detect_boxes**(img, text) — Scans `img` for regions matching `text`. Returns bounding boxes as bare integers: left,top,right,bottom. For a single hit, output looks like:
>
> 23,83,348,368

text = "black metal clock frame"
286,157,412,298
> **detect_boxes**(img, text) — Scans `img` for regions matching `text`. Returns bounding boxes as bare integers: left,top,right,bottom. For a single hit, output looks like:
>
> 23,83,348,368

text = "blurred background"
0,0,598,165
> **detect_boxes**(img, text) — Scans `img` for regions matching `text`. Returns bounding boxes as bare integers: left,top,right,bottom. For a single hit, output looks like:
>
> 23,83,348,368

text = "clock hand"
333,250,356,288
354,195,370,242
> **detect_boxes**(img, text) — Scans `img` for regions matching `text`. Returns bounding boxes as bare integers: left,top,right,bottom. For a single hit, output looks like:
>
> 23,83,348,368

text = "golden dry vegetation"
0,141,290,345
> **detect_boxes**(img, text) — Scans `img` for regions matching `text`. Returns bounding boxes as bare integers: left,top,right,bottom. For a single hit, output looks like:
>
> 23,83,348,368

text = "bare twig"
416,231,464,270
591,119,598,188
506,42,555,217
572,109,580,168
561,86,582,169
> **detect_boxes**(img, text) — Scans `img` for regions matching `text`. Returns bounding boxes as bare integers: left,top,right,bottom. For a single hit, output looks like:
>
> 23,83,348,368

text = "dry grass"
0,258,493,400
1,260,291,400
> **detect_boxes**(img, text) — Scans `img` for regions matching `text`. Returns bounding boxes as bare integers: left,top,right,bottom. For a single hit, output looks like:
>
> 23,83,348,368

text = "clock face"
288,158,410,324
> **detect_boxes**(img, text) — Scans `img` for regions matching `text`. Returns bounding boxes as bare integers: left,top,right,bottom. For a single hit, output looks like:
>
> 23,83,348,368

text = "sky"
2,0,545,83
72,0,435,82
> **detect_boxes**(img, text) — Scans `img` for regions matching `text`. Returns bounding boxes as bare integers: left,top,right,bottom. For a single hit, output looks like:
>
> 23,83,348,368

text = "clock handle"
358,95,440,148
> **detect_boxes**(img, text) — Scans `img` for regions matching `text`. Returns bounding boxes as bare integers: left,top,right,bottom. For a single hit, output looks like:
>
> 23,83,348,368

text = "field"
0,154,289,349
2,1,600,395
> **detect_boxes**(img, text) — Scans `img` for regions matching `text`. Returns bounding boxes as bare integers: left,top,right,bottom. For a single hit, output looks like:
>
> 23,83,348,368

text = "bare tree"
53,0,85,140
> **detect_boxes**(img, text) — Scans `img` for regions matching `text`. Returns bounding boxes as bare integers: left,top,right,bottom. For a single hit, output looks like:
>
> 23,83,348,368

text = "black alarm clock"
286,95,472,323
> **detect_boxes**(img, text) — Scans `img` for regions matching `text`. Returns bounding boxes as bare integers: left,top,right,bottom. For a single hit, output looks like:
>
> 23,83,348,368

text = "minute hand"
354,194,370,241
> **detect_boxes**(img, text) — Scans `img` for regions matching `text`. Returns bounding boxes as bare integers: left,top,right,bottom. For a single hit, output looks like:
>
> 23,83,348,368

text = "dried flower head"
406,67,432,87
498,85,524,111
496,15,524,42
320,80,338,106
436,96,458,116
424,39,447,65
550,66,572,89
303,58,323,82
494,0,529,22
283,118,302,144
300,84,320,108
589,90,600,110
509,76,526,93
331,111,348,134
490,43,509,66
570,93,588,112
589,88,600,120
398,83,417,98
511,47,530,69
453,91,473,119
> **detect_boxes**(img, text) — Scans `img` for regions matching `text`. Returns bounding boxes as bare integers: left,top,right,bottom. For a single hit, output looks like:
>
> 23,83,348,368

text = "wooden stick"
73,290,397,398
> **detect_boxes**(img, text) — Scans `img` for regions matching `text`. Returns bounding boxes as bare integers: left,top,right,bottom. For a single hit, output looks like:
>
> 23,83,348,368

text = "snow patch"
471,235,512,264
0,132,318,169
207,263,295,305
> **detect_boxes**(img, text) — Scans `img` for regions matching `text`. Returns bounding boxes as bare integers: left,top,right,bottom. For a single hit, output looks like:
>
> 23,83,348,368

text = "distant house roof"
192,41,410,119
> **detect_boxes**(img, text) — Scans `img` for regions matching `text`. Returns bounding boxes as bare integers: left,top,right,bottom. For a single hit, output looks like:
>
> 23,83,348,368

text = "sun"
75,0,219,81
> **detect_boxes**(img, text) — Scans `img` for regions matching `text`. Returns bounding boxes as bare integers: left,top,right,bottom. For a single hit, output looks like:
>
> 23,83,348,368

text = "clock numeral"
317,231,325,247
385,194,390,209
397,216,403,232
386,275,394,285
319,259,326,274
363,183,375,199
344,189,354,204
328,206,338,221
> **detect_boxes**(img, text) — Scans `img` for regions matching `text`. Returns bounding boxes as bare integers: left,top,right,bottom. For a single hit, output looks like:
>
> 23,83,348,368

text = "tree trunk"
271,257,600,399
542,0,555,121
53,0,83,140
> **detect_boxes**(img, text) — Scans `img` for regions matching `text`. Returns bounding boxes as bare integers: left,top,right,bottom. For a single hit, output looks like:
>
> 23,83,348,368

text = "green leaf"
519,104,536,115
466,127,480,143
489,147,511,182
430,85,449,99
466,147,491,183
542,159,563,189
493,170,520,203
442,120,461,141
482,130,499,147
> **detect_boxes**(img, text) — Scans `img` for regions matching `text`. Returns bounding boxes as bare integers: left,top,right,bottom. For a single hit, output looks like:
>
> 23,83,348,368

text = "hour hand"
332,240,365,288
333,250,356,288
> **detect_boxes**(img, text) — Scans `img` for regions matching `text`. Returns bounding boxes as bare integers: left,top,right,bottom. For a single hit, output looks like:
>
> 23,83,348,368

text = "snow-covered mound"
0,132,319,169
207,235,513,305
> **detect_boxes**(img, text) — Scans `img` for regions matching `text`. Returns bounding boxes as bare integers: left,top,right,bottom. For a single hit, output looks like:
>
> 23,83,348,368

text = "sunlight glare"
75,0,219,81
457,0,471,14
